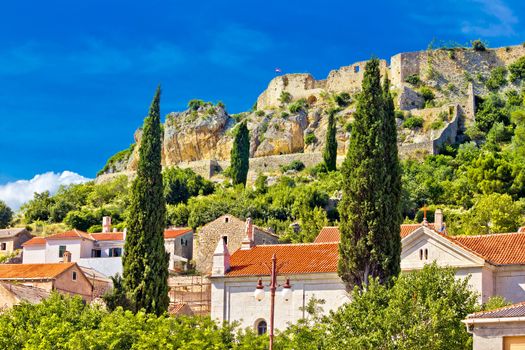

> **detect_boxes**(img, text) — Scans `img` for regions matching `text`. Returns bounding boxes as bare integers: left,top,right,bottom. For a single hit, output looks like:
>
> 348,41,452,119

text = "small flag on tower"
275,67,282,73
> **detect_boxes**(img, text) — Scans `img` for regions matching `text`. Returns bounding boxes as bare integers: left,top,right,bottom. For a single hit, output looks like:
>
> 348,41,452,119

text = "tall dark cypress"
338,59,401,290
230,121,250,186
122,86,169,315
381,75,402,281
323,110,337,171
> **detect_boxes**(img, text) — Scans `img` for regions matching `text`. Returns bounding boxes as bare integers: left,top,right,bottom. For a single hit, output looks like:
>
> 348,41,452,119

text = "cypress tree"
230,121,250,186
122,86,169,315
323,109,337,171
338,59,401,290
381,75,402,280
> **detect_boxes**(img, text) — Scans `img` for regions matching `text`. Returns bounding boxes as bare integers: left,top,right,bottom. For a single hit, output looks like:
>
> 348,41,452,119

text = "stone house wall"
194,215,278,275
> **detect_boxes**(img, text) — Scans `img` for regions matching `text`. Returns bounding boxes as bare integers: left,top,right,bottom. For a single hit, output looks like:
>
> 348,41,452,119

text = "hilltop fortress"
257,45,525,111
98,44,525,181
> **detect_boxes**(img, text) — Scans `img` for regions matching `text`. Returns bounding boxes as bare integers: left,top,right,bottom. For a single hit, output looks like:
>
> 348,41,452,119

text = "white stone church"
210,212,525,333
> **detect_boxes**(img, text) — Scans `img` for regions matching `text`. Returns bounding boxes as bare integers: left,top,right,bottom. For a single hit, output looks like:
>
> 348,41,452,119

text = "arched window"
256,319,267,335
419,249,423,260
424,249,428,260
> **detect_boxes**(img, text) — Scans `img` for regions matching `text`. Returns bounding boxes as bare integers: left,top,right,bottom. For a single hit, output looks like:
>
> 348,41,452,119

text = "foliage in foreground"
0,293,266,350
0,265,500,350
277,263,478,350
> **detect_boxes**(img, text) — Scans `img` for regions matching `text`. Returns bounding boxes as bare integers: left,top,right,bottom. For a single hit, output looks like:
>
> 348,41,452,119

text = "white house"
464,302,525,350
22,218,194,277
211,220,525,333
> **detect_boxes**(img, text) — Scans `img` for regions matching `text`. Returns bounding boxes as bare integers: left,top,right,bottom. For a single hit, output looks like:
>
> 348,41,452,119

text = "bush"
471,39,487,51
304,133,317,145
485,66,507,91
255,110,265,117
430,120,445,130
476,94,510,132
405,74,421,86
281,160,305,173
334,92,351,107
187,99,207,111
403,116,424,129
509,56,525,82
279,91,292,105
289,98,307,113
344,121,353,133
418,86,435,105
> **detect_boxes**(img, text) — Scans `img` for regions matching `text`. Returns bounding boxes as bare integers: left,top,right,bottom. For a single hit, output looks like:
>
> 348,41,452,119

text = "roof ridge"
453,232,523,239
469,301,525,318
255,242,338,247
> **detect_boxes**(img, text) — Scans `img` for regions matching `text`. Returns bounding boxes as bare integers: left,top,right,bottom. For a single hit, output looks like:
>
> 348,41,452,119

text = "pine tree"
122,86,169,315
338,59,401,290
323,110,338,171
230,121,250,186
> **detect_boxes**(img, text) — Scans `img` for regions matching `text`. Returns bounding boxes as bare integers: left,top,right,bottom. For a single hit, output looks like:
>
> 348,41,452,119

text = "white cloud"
0,171,91,210
462,0,518,37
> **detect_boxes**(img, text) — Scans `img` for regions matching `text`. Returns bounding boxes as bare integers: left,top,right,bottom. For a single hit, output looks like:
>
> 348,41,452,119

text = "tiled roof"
0,282,50,303
0,263,76,279
226,243,339,276
22,237,46,246
313,224,437,243
451,232,525,265
91,232,124,241
0,228,29,239
313,227,340,243
164,228,192,239
468,301,525,319
45,230,94,241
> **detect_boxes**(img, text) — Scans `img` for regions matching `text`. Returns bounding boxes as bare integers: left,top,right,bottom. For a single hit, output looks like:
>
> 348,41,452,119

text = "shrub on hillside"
334,92,351,107
404,74,421,86
304,132,317,145
280,160,305,173
471,39,487,51
403,116,424,129
485,66,508,91
509,56,525,82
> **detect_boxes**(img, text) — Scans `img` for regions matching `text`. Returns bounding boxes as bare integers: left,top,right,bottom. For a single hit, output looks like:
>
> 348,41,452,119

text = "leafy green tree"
163,167,214,205
338,59,401,289
323,109,338,171
21,191,54,223
462,193,524,235
122,86,169,315
512,109,525,162
326,263,477,350
230,121,250,186
0,201,13,229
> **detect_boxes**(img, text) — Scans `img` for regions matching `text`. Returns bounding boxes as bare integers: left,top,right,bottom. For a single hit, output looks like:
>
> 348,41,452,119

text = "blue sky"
0,0,524,190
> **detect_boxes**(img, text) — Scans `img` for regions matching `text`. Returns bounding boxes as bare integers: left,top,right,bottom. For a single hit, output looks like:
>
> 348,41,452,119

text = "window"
0,243,6,251
222,236,228,245
225,217,229,223
91,249,102,258
256,320,267,335
419,248,429,260
354,65,360,73
109,248,122,257
419,249,423,260
424,249,428,260
59,245,66,258
72,271,77,281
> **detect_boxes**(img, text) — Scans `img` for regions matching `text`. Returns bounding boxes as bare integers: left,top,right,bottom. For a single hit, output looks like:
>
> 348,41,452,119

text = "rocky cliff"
99,43,525,176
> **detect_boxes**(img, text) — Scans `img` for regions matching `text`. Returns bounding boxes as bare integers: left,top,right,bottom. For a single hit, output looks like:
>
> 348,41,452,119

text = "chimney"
241,217,254,250
434,209,444,232
211,236,230,276
62,250,72,263
102,216,112,233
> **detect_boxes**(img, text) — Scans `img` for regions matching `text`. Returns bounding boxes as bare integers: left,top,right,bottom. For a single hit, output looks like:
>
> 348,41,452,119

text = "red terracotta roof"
313,224,436,243
90,232,124,241
0,263,76,279
45,230,94,241
22,237,46,246
313,227,340,243
450,232,525,265
468,301,525,319
226,243,339,276
164,228,192,239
